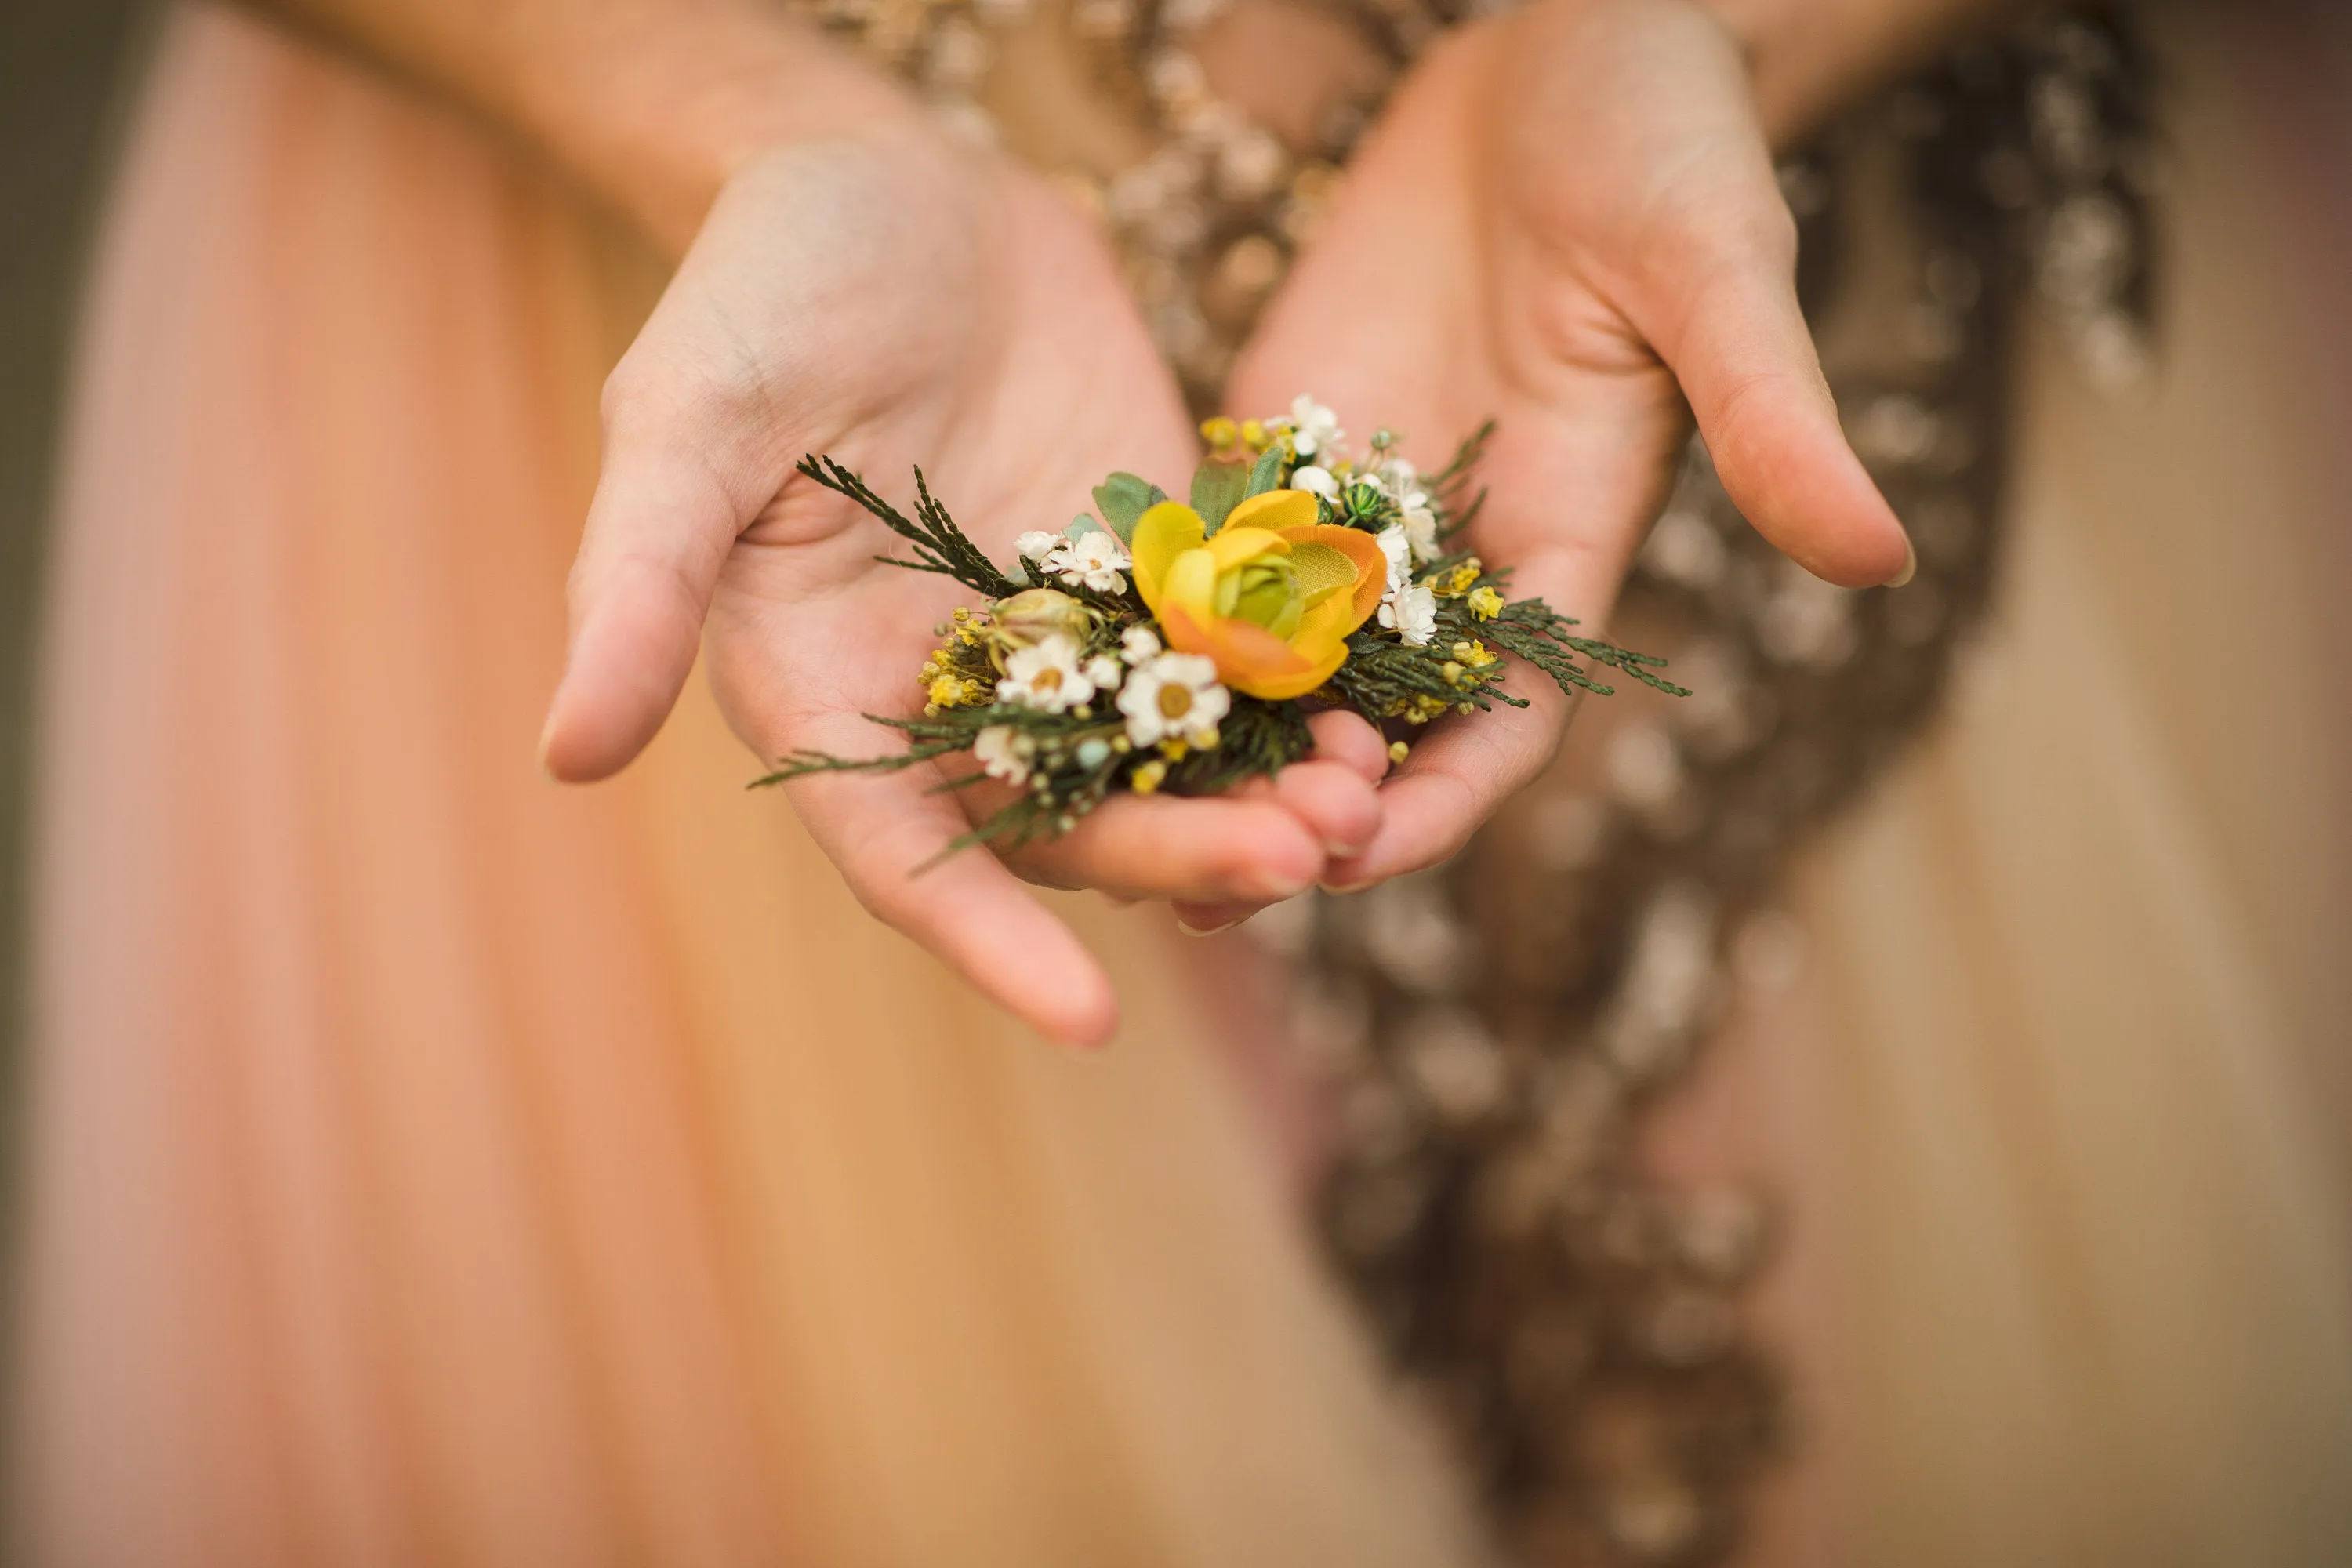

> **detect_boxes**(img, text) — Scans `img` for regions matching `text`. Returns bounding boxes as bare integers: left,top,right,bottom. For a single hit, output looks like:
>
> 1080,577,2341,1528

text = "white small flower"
1375,457,1441,562
1287,394,1345,459
974,725,1031,785
1117,651,1230,748
1083,654,1123,691
1045,528,1131,594
1375,524,1412,597
1015,529,1062,563
1292,466,1341,499
1120,625,1163,662
1378,582,1439,647
1401,501,1440,563
996,633,1096,712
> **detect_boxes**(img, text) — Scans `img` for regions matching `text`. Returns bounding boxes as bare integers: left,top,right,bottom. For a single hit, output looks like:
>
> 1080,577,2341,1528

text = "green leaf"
1243,443,1286,499
1189,458,1250,534
1091,473,1163,543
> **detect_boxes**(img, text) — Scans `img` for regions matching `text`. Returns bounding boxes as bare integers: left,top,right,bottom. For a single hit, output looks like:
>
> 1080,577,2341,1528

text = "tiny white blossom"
1083,654,1123,691
974,725,1031,784
1401,502,1439,563
1375,524,1412,597
996,633,1096,712
1045,528,1131,594
1117,651,1230,748
1292,466,1341,499
1015,529,1062,563
1287,394,1345,459
1378,582,1439,647
1120,625,1162,662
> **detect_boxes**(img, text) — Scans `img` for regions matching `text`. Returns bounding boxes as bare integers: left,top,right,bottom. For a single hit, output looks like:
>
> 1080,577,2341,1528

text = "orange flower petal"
1276,523,1388,630
1160,600,1338,700
1204,527,1288,573
1225,489,1319,535
1132,501,1206,611
1160,546,1220,623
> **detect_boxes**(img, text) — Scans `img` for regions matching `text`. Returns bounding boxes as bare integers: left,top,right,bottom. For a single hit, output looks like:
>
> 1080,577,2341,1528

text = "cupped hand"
537,126,1380,1045
1214,0,1911,907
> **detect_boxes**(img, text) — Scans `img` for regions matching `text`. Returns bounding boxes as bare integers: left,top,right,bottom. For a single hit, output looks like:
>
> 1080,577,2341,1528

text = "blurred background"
0,4,2347,1566
0,0,146,1232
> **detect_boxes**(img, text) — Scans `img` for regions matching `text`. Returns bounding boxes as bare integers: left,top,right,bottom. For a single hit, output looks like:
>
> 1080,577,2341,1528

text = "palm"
544,134,1376,1044
1229,0,1910,884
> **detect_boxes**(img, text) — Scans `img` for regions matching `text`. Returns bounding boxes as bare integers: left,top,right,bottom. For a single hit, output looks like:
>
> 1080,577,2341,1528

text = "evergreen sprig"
795,455,1022,599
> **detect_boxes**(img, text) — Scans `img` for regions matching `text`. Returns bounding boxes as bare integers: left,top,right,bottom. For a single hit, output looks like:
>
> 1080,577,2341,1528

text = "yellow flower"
1131,758,1168,794
927,673,967,707
1131,489,1388,700
1199,415,1239,451
1467,586,1505,620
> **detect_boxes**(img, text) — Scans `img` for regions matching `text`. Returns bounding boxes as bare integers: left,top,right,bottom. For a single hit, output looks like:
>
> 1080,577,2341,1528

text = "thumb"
1650,210,1914,590
539,387,758,782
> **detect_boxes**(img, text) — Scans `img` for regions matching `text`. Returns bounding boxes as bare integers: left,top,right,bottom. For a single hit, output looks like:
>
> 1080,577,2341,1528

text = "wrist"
1702,0,2038,145
506,5,935,253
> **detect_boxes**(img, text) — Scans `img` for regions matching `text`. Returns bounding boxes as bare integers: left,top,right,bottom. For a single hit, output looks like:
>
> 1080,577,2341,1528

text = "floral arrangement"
756,398,1684,851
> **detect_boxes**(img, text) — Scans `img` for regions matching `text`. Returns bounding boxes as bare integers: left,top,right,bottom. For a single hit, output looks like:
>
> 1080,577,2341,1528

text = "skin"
234,0,2020,1027
1172,0,2011,933
243,0,1387,1047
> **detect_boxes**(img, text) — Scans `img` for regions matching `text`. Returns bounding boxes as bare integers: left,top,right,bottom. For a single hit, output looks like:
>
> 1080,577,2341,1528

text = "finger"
1158,755,1383,932
1323,681,1577,892
1646,199,1912,588
1261,759,1384,857
1172,898,1261,937
1308,708,1394,786
540,389,756,782
1005,790,1327,906
786,763,1122,1047
1321,542,1599,889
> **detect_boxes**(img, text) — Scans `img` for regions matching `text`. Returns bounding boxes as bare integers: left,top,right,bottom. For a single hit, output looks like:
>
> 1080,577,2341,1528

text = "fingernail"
1887,532,1918,589
1323,836,1374,858
1319,873,1377,895
1174,915,1240,937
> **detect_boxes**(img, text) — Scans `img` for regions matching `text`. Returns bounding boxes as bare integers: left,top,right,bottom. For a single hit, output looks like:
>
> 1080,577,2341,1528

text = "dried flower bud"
985,588,1100,670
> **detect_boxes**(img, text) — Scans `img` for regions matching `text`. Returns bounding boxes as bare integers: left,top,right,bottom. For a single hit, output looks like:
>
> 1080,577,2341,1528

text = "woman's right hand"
536,126,1385,1047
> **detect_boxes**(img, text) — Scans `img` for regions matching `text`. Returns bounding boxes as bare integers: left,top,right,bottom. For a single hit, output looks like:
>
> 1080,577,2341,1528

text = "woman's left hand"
1183,0,1911,930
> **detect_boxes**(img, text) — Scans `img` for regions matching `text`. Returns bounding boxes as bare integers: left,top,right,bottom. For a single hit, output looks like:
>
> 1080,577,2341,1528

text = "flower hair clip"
755,397,1686,855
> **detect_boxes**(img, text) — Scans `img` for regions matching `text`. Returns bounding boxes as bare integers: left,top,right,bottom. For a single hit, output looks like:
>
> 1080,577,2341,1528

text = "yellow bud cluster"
1382,693,1454,725
1434,559,1485,597
1467,586,1505,620
1200,415,1281,457
1131,758,1168,794
1451,639,1499,670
